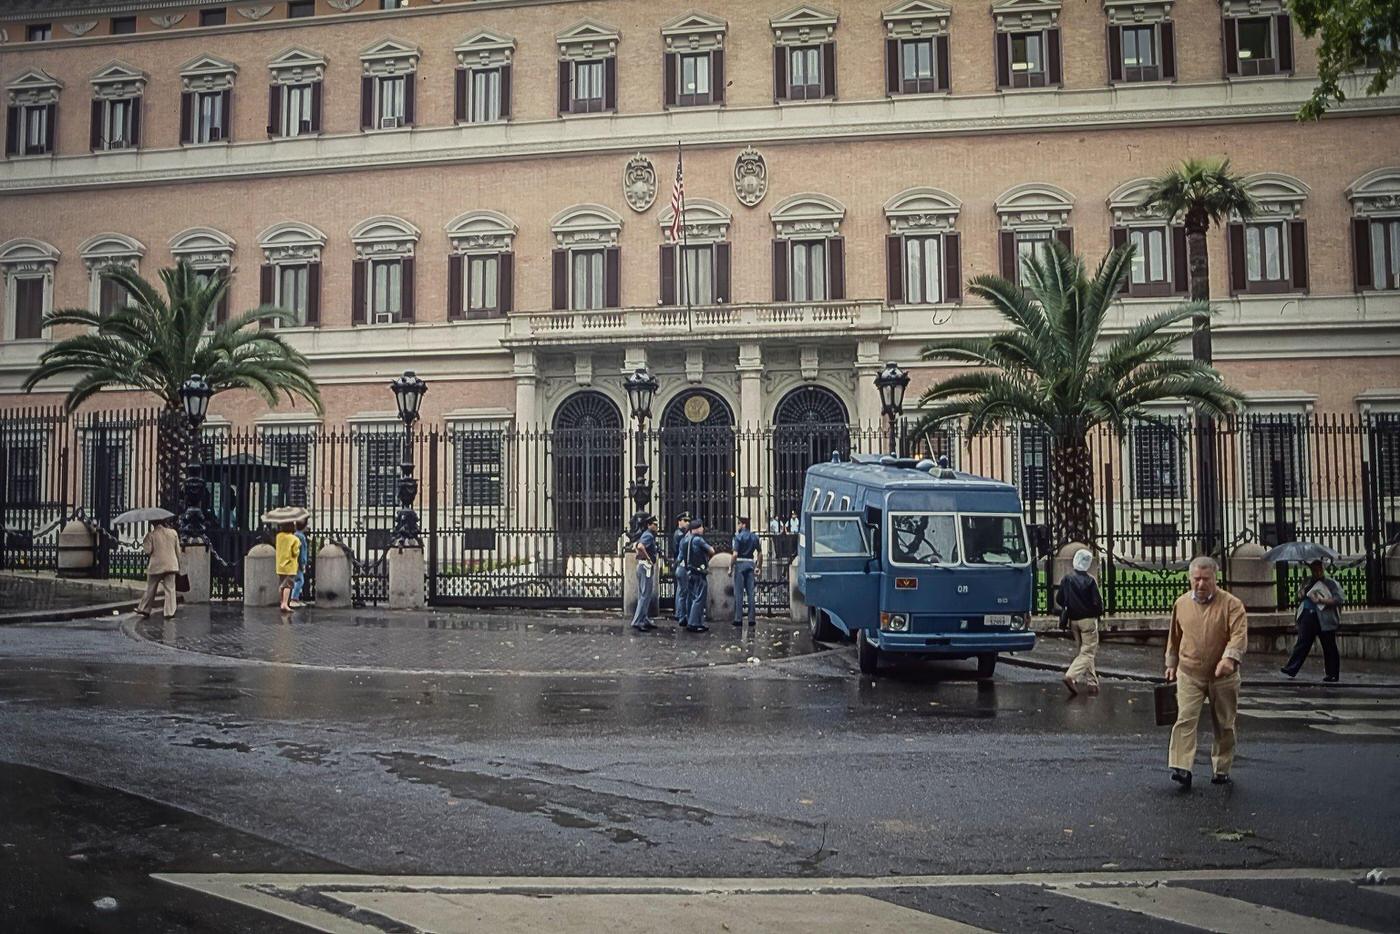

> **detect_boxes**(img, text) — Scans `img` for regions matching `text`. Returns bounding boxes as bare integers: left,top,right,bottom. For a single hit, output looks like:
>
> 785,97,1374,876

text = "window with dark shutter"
660,244,676,305
942,233,961,303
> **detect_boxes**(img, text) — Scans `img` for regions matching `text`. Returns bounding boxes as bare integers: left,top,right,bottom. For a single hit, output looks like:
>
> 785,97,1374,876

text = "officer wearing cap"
671,512,691,624
683,516,714,632
730,515,762,628
631,515,660,632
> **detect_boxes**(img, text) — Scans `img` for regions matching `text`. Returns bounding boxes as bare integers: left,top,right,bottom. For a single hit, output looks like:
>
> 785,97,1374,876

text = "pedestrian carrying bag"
176,573,191,594
1154,682,1178,727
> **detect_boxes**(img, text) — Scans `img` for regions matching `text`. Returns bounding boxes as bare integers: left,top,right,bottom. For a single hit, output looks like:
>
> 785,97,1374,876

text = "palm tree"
1139,157,1257,363
22,261,323,512
912,241,1243,550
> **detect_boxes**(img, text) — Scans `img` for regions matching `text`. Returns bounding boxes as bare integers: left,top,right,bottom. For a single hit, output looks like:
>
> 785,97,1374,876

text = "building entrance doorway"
659,389,735,536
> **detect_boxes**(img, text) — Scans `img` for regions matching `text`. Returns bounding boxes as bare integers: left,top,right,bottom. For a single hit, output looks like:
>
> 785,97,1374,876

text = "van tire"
808,607,838,643
857,629,880,674
976,653,997,680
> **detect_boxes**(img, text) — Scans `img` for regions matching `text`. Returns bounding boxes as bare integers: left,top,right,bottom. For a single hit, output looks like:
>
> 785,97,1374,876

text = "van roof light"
914,458,935,471
830,450,842,463
878,455,896,466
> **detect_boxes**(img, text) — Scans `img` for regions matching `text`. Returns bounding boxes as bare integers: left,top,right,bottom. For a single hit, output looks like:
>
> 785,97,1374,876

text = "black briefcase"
1154,682,1178,727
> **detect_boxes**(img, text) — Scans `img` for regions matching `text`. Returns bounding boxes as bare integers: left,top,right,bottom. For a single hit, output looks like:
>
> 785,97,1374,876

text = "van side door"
802,512,881,635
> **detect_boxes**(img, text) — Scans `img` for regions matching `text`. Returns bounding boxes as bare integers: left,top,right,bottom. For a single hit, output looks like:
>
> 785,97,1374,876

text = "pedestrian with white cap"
1057,547,1104,696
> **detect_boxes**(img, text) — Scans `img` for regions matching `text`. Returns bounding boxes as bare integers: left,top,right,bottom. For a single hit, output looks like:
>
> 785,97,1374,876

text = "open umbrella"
1262,541,1340,563
112,507,176,526
260,505,310,525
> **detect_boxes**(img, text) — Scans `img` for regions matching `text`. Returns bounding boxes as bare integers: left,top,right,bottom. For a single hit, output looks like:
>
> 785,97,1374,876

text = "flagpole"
677,141,692,333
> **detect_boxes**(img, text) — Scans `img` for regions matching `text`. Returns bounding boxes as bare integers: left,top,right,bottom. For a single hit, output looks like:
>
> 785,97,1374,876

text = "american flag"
669,148,684,243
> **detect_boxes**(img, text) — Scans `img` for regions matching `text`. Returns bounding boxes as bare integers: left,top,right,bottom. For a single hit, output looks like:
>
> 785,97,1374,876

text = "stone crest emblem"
733,146,768,208
623,154,658,213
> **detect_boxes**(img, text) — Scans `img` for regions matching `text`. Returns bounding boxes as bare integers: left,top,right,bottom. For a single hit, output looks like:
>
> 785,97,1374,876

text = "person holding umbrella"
135,516,182,620
1281,558,1345,682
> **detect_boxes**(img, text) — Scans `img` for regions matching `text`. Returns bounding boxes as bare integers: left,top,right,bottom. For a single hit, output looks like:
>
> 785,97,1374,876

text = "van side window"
809,488,822,511
823,492,836,511
840,496,851,510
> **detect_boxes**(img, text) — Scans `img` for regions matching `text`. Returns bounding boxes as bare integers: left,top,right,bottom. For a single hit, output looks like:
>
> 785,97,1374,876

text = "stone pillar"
854,339,883,435
621,557,660,619
388,545,426,609
788,559,806,622
512,349,546,542
314,541,353,608
737,343,765,522
181,542,211,604
1385,544,1400,602
242,543,279,607
1228,542,1276,612
706,551,735,624
56,519,96,577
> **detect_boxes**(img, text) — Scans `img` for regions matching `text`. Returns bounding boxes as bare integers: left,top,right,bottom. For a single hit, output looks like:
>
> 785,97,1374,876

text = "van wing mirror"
863,505,881,527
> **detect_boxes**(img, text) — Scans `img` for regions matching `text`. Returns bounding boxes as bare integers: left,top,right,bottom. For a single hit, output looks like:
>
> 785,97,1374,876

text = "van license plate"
984,614,1012,627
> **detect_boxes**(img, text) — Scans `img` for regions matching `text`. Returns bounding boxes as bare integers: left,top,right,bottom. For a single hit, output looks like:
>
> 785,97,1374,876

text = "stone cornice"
2,77,1399,196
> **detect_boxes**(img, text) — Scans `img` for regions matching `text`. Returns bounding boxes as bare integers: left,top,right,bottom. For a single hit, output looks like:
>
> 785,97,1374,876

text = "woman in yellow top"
275,522,301,612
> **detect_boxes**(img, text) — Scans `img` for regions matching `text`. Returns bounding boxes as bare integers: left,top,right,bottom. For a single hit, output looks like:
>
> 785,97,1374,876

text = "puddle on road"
176,736,253,753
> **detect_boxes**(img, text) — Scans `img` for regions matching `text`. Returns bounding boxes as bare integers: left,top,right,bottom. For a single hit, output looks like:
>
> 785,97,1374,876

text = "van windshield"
961,514,1030,565
890,513,959,566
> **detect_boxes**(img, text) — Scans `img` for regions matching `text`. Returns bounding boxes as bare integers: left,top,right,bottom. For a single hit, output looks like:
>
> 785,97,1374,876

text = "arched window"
772,385,850,521
446,210,516,319
78,233,145,317
1346,167,1400,292
660,389,735,536
350,215,419,326
1227,173,1309,296
0,237,59,341
257,222,325,328
995,182,1074,287
770,193,846,303
552,391,623,548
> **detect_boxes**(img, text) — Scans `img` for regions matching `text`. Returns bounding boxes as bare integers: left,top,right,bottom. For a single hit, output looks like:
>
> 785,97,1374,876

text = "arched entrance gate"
552,391,624,553
659,389,735,536
772,385,850,521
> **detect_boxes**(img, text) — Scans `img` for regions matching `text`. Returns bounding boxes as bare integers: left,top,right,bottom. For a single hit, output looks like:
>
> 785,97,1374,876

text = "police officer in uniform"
671,512,691,624
683,517,714,632
730,516,762,628
631,515,660,632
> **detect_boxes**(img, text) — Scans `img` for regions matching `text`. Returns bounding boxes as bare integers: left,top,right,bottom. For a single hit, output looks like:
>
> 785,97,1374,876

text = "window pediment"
662,11,727,52
658,198,732,243
179,55,238,92
882,1,951,39
551,204,622,247
1103,0,1174,26
350,215,419,258
991,0,1062,32
258,222,327,263
78,232,146,271
446,210,518,253
90,61,147,100
557,20,620,60
770,4,838,45
1220,0,1285,18
1241,172,1308,219
6,69,62,106
455,29,516,68
884,187,961,233
995,182,1073,228
268,48,327,85
1108,178,1171,224
1347,167,1400,218
770,192,846,238
0,237,60,277
170,227,235,267
360,38,420,76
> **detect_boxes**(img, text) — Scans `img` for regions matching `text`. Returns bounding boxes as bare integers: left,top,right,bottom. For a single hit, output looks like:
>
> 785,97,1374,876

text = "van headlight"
880,612,909,633
1009,614,1027,631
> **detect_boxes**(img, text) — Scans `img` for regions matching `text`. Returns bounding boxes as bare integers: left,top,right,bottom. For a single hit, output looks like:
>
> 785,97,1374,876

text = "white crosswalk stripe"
1056,883,1375,934
1239,690,1400,735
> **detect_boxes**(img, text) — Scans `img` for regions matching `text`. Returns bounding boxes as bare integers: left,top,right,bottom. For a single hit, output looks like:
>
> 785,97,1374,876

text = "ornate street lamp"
623,366,660,540
875,361,910,456
178,373,213,543
389,370,427,545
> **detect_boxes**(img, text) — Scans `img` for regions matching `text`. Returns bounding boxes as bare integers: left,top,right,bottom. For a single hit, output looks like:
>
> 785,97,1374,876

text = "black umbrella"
1262,541,1339,563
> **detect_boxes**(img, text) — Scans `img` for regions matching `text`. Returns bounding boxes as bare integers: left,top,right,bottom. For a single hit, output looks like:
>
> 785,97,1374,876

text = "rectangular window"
358,432,401,508
193,269,223,331
1018,427,1049,500
1010,31,1047,87
200,8,227,27
281,84,315,136
679,244,714,305
379,0,399,8
678,53,713,106
570,249,605,310
288,0,315,17
1245,221,1288,285
789,240,828,302
4,435,43,507
1248,417,1303,498
110,16,137,35
900,38,937,94
82,433,129,517
1371,218,1400,290
196,90,226,142
1121,25,1160,82
370,259,403,322
102,97,137,149
1132,422,1184,499
98,272,131,317
1015,230,1053,284
571,60,606,113
788,46,823,100
15,104,50,155
376,75,405,127
1376,414,1400,497
1236,16,1276,75
470,68,502,123
27,24,51,41
1129,226,1170,285
277,264,310,326
467,254,500,315
453,429,503,507
261,430,313,507
13,277,45,339
904,235,943,304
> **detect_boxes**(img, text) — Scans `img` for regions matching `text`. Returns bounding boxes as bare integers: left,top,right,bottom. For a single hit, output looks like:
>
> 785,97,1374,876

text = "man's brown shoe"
1062,675,1078,696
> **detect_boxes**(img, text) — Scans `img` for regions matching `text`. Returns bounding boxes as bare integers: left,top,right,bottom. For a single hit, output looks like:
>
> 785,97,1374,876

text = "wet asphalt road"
2,613,1399,932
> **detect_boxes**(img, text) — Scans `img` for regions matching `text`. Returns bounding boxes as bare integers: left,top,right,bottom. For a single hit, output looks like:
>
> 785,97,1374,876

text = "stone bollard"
621,555,660,620
388,545,425,609
788,560,806,623
706,552,736,625
242,543,279,607
1050,542,1097,609
181,542,211,604
1386,544,1400,603
56,519,96,577
1228,542,1276,612
314,542,353,608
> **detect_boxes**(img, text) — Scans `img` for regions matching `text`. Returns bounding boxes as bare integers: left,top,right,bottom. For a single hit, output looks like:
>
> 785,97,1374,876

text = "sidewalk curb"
0,600,139,626
999,653,1400,690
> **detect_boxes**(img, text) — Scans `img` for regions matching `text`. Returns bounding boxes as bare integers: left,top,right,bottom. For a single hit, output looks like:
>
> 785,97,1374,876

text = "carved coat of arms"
733,147,768,207
623,154,658,213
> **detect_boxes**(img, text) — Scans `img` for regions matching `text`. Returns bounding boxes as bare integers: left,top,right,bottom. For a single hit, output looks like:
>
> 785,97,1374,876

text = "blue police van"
797,453,1035,677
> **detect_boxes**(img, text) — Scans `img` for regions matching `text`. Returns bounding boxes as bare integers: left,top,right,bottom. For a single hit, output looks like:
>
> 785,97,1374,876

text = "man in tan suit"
135,519,183,620
1165,555,1248,791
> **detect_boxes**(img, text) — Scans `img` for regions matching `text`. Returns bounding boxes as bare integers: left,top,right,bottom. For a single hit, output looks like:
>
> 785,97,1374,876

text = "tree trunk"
1185,209,1220,556
1185,210,1211,362
1049,434,1095,549
157,406,191,515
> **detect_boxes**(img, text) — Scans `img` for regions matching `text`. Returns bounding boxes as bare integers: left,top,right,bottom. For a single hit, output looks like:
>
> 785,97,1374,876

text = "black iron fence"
3,406,1397,614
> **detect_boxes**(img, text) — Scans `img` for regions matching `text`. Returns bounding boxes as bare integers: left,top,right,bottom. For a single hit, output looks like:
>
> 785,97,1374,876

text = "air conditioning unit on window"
379,116,401,129
374,311,396,324
300,119,313,133
208,126,223,141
